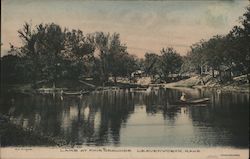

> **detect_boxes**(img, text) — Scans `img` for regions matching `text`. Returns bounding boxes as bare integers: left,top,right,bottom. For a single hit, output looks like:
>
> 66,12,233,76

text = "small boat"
136,87,147,90
173,98,210,106
186,98,210,104
62,91,90,96
133,88,147,91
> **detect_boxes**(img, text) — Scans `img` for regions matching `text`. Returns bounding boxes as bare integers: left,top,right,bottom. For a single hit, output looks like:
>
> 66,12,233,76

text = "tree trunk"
212,67,215,78
114,76,117,84
101,57,106,86
229,68,232,81
198,66,202,75
218,69,222,82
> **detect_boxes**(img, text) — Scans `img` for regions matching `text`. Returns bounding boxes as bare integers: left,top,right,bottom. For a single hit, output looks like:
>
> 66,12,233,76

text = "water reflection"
190,91,249,148
0,88,249,147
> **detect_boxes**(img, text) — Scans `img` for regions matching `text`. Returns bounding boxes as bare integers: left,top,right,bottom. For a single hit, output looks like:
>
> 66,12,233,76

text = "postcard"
1,0,249,159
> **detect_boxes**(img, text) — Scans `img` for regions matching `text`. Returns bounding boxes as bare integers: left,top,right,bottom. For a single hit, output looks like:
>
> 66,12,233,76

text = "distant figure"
180,92,187,102
146,87,152,93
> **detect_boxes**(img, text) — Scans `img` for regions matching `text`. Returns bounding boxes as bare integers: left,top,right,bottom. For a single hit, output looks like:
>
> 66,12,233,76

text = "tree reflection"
90,91,135,146
188,91,249,148
1,89,248,147
143,89,182,121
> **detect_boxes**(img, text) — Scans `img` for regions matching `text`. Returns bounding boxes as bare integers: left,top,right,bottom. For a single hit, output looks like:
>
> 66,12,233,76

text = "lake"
0,88,249,148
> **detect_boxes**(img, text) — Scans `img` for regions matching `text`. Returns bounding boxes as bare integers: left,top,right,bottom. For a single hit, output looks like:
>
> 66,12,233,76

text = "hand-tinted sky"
1,0,249,57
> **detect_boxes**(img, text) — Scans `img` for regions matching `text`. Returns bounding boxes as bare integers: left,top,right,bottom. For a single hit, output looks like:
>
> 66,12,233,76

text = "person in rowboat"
180,92,187,102
180,92,210,104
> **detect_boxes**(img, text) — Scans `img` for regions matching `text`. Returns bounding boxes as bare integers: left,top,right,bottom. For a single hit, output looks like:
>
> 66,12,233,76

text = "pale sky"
1,0,249,58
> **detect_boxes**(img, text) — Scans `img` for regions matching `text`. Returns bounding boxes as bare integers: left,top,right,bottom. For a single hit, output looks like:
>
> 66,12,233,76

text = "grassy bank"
0,122,56,146
1,79,95,95
1,78,147,95
164,74,249,93
2,75,249,94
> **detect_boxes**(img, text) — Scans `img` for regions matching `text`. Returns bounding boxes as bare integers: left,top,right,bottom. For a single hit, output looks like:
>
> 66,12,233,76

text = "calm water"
0,88,249,147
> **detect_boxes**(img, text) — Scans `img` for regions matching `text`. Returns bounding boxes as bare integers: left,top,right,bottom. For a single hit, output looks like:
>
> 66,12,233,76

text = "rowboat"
173,98,210,106
133,88,147,91
185,98,210,104
62,91,90,96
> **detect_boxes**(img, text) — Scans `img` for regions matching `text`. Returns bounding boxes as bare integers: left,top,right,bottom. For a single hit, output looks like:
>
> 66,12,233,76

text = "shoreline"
162,75,249,93
1,75,249,95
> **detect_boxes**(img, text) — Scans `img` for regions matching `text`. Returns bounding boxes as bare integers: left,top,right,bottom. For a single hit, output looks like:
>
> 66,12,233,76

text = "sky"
1,0,249,58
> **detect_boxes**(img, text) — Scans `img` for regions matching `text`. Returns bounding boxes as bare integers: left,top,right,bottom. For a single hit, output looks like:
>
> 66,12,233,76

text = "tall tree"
144,53,161,78
160,48,183,81
17,23,66,87
188,40,208,75
94,32,110,84
94,32,132,84
17,22,40,84
227,6,250,75
64,30,95,79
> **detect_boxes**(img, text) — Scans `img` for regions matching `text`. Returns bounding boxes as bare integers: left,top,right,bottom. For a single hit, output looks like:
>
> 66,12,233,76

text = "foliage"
144,52,161,77
1,23,138,85
1,6,249,85
142,48,183,82
185,6,250,79
94,32,138,83
160,47,183,79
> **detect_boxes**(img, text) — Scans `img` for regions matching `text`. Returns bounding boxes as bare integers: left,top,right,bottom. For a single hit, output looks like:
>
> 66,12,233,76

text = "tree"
17,23,95,86
180,55,196,74
188,36,227,78
107,33,128,83
205,35,226,78
17,22,40,84
0,55,27,84
227,6,250,75
40,23,65,86
94,32,110,84
113,53,139,82
188,40,208,75
17,23,67,87
144,53,161,78
64,30,95,79
94,32,132,84
160,48,183,81
123,54,140,77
